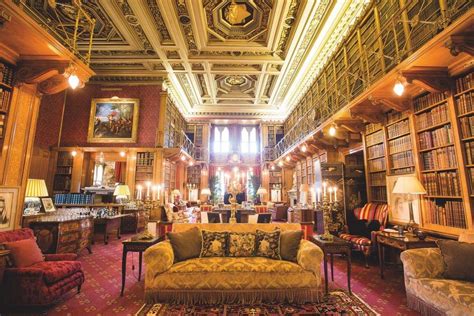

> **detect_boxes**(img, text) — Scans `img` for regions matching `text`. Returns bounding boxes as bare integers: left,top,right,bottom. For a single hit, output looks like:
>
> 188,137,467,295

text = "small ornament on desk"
416,229,427,240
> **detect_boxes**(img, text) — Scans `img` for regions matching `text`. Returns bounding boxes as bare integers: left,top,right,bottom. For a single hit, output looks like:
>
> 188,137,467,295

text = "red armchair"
339,203,389,268
0,228,84,307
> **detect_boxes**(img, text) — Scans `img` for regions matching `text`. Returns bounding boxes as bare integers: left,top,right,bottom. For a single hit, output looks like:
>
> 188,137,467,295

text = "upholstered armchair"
0,228,84,307
339,203,389,267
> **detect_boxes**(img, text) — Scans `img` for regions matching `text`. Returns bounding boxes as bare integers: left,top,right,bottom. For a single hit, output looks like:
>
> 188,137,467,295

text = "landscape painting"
87,98,139,143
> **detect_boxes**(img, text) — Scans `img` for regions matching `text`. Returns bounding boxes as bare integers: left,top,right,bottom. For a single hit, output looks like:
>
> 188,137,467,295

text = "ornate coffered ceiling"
16,0,370,120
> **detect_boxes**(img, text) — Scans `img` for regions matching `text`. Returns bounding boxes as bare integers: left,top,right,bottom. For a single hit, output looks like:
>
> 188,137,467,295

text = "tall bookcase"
135,152,154,187
53,151,73,194
269,167,282,202
363,123,387,202
385,110,415,175
0,62,14,153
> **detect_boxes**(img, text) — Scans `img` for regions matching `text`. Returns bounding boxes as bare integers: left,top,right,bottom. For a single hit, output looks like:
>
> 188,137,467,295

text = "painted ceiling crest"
16,0,370,120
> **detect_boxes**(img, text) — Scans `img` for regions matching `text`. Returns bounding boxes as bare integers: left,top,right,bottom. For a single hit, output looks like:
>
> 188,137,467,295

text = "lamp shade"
113,184,130,197
256,187,267,195
172,189,181,196
201,188,211,196
25,179,49,197
300,183,309,192
392,176,426,195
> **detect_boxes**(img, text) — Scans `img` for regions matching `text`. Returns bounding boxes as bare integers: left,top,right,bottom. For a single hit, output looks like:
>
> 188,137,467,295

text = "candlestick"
137,185,143,201
323,181,327,197
333,186,338,202
146,181,151,198
328,187,333,202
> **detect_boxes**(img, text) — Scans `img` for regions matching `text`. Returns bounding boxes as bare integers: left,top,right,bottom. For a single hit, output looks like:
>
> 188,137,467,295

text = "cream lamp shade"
201,188,211,196
300,183,309,192
113,184,131,197
392,176,426,195
172,189,181,196
25,179,49,197
256,187,267,195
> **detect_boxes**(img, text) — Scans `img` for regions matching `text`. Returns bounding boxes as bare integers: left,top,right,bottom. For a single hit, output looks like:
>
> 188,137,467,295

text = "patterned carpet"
2,234,420,315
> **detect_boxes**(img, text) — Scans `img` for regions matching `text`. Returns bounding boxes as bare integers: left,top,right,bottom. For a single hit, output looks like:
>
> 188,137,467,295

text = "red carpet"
5,234,419,315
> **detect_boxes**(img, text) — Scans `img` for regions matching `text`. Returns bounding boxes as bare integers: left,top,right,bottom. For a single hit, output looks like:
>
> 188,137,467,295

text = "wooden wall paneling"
28,147,51,180
70,150,84,193
153,149,164,187
125,149,137,196
155,92,167,147
46,150,58,195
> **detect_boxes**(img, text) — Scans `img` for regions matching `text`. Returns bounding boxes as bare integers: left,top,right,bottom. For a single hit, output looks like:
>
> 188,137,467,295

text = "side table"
312,235,352,295
376,231,438,279
121,235,161,296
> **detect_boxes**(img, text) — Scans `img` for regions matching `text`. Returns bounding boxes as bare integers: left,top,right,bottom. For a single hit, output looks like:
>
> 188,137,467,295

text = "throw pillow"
227,232,256,257
280,230,303,262
437,239,474,282
255,229,281,260
200,230,228,257
167,227,202,262
4,238,44,268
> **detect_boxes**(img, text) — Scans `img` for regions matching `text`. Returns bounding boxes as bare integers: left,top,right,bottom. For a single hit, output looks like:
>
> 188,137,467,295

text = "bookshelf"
186,165,201,186
164,160,177,194
135,152,154,187
0,61,14,154
385,110,415,175
269,166,282,202
413,90,470,234
363,123,387,202
53,151,73,194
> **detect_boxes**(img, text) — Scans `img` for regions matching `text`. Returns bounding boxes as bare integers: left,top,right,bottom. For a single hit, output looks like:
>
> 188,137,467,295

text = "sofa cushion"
437,239,474,282
32,260,82,284
255,229,281,260
167,227,202,262
280,230,302,262
408,277,474,315
200,230,228,257
4,238,44,268
227,232,255,257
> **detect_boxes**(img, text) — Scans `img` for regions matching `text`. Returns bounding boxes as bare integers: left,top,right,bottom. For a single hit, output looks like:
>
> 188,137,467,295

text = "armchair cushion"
167,227,202,262
400,248,445,280
32,261,82,285
4,238,44,268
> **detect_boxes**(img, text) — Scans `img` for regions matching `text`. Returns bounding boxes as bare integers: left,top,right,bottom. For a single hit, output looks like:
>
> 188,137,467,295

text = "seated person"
236,191,246,204
224,192,233,204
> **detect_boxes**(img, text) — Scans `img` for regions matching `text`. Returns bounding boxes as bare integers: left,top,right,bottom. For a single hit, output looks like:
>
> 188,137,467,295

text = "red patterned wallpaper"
59,84,161,147
35,92,66,148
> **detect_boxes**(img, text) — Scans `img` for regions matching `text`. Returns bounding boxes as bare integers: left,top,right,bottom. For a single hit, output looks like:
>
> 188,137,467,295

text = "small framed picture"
41,198,56,213
0,187,19,231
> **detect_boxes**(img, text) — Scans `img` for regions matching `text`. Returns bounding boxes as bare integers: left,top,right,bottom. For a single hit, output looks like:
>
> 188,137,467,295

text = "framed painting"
41,198,56,213
87,98,140,143
0,187,19,231
387,174,421,225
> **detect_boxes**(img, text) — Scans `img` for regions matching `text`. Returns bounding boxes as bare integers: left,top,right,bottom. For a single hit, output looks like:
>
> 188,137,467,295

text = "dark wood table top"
122,235,161,246
312,235,350,247
376,231,438,243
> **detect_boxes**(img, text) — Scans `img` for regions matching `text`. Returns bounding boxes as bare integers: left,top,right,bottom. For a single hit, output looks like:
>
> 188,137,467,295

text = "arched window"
241,128,249,153
221,127,230,153
214,126,230,153
249,127,257,153
213,127,221,153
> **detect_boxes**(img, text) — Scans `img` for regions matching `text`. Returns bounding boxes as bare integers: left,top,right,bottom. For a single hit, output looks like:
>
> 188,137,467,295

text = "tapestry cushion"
200,230,228,257
437,239,474,282
167,227,202,262
280,230,303,262
227,232,256,257
4,238,44,268
32,260,83,284
255,229,281,260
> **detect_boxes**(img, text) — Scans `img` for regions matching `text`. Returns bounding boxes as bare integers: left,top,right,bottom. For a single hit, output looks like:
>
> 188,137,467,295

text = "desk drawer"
57,243,77,254
59,232,80,244
59,222,80,234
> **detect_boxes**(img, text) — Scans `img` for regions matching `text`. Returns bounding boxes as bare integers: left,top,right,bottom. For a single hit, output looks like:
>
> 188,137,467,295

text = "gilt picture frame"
387,174,421,225
87,98,140,143
0,187,19,231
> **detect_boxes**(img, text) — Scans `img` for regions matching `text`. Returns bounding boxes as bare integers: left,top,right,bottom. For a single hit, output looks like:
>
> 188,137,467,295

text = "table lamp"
113,184,131,204
201,188,211,203
392,176,426,231
25,179,49,214
256,187,267,204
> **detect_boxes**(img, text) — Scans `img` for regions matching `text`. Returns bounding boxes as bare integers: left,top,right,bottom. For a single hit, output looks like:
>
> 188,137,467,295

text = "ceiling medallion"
226,75,246,86
223,0,252,26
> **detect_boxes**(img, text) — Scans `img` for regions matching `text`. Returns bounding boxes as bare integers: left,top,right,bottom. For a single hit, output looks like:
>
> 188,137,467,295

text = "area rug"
135,291,379,315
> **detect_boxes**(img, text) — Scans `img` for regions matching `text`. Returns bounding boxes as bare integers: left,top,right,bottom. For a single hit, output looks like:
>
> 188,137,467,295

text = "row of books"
459,115,474,138
370,187,387,202
455,72,473,94
416,103,449,130
469,169,474,192
422,172,461,196
365,123,382,135
386,110,408,125
56,166,72,175
0,114,5,138
425,200,466,229
387,119,410,139
388,135,412,154
390,151,414,169
392,167,415,175
414,92,448,112
421,146,457,170
57,158,73,167
368,143,385,159
366,130,384,147
136,152,154,166
54,194,94,205
418,125,454,150
0,88,11,112
464,141,474,165
368,158,386,172
455,92,474,115
0,63,14,86
369,172,386,186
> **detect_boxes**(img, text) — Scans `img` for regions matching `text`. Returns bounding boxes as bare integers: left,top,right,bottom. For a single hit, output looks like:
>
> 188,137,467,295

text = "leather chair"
0,228,84,307
339,203,389,268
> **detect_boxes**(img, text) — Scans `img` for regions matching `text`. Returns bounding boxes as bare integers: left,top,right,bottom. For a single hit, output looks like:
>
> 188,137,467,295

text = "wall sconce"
329,124,337,137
